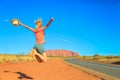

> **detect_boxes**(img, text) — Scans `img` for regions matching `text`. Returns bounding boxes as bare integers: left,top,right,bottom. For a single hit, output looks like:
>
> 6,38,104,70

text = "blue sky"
0,0,120,56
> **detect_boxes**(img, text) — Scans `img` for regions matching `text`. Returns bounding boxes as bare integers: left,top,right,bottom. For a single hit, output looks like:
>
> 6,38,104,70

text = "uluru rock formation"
46,50,79,57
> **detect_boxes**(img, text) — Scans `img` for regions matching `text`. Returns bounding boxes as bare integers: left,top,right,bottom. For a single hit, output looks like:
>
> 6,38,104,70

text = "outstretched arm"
19,21,35,32
43,17,54,30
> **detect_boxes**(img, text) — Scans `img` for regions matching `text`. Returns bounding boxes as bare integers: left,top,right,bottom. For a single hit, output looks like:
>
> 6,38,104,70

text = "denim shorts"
33,43,45,54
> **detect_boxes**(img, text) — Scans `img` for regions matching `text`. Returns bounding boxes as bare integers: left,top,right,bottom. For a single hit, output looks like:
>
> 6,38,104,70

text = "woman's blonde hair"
35,19,42,25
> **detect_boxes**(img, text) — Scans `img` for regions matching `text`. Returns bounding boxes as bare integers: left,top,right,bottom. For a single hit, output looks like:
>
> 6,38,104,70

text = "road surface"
64,59,120,80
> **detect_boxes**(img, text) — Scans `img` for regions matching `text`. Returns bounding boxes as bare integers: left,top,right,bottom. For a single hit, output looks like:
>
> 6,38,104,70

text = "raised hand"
50,17,54,21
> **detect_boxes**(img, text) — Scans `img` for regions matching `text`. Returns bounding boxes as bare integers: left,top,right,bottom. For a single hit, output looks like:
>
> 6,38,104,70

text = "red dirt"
0,59,102,80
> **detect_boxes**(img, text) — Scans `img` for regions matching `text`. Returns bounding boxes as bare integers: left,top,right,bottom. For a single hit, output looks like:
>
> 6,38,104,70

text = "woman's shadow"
4,71,34,80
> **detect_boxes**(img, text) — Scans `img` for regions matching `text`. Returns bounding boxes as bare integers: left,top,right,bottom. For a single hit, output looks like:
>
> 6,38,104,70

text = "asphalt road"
64,59,120,79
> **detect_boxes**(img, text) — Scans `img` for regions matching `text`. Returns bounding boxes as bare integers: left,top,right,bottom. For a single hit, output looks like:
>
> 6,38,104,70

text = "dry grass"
0,54,35,63
0,54,75,64
77,56,120,65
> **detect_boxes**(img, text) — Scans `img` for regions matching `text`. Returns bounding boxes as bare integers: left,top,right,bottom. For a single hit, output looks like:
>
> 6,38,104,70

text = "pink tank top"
33,28,45,44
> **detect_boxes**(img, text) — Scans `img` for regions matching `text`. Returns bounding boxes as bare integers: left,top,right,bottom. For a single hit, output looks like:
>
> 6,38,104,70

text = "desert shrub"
93,54,101,57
